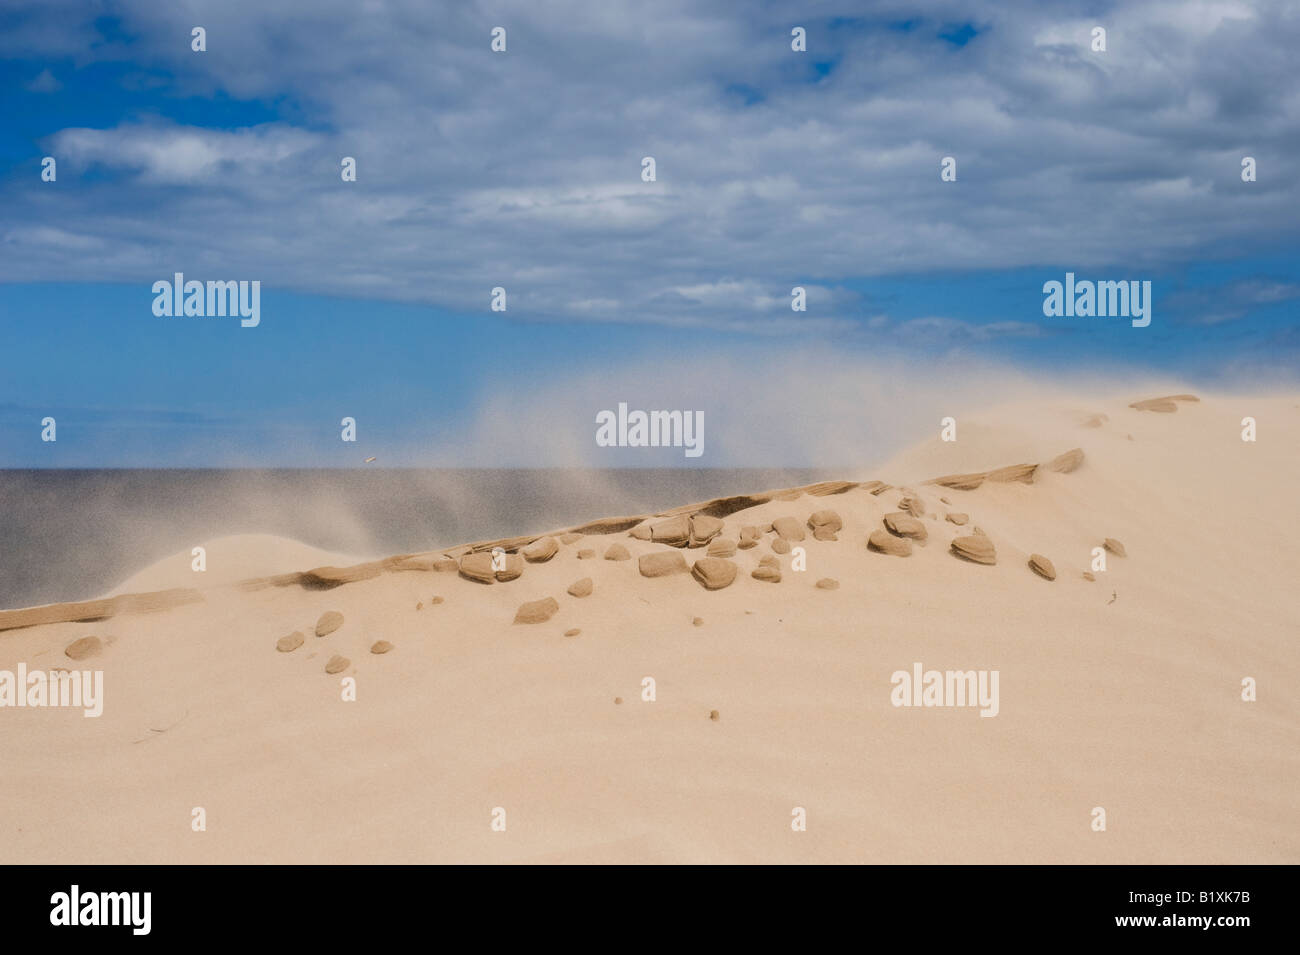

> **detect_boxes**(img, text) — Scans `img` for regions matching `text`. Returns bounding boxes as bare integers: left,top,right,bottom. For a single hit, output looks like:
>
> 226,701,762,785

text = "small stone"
577,548,596,559
567,577,594,598
945,512,969,526
604,543,632,561
751,555,782,583
771,516,806,542
1028,554,1057,581
649,515,691,547
709,709,720,721
771,538,791,554
808,509,843,534
370,640,394,654
564,628,581,637
275,631,305,653
689,515,725,547
514,597,560,624
1082,571,1096,582
692,617,704,627
430,596,444,604
458,552,497,583
815,578,839,590
707,538,738,558
629,524,652,541
638,551,689,578
315,611,344,637
691,557,738,590
868,529,911,556
63,636,103,660
884,513,927,540
987,463,1038,484
416,601,423,610
897,494,926,518
1104,537,1127,557
614,697,623,705
951,535,996,565
522,536,559,562
1047,448,1085,473
324,655,349,674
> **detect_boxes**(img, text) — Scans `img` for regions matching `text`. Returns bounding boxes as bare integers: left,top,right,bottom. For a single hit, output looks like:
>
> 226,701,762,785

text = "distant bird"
364,456,376,463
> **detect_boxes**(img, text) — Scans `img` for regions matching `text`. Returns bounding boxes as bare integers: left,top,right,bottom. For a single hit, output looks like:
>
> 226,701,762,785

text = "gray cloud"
4,0,1299,331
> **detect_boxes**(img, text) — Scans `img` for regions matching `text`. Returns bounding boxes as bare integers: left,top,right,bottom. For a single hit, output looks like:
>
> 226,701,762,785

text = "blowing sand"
1,391,1296,863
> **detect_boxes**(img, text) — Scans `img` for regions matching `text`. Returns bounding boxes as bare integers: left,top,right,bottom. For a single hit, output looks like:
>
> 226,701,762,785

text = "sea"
0,468,843,609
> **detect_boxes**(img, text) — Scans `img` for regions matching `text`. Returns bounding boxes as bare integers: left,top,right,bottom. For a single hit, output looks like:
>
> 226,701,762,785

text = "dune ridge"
0,452,1086,632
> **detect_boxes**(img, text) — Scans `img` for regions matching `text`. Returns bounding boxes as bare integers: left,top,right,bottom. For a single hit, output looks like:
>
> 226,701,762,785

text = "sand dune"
106,534,360,597
1,391,1296,863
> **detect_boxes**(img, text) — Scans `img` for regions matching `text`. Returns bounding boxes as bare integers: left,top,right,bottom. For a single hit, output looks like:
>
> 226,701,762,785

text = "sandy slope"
105,534,361,597
1,391,1296,864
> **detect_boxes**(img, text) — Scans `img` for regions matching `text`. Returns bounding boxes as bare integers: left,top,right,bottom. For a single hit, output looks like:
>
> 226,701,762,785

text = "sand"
1,390,1296,863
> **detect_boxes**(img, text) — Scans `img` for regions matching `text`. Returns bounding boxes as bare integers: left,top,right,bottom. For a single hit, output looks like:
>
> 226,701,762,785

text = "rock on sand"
65,636,103,660
514,597,560,624
884,513,928,541
1028,554,1057,580
770,516,806,542
276,631,305,653
522,536,559,562
808,509,842,541
691,557,738,590
751,555,782,583
639,551,689,578
868,530,911,557
707,538,738,558
951,535,997,565
689,515,725,547
1047,448,1085,473
315,611,344,636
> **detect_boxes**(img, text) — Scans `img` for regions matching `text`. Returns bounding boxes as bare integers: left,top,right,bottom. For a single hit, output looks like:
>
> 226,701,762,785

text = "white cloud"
3,0,1298,331
50,124,323,184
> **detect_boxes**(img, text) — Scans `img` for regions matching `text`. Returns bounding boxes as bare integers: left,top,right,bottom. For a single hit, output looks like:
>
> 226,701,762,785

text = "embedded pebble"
314,611,344,637
275,631,305,653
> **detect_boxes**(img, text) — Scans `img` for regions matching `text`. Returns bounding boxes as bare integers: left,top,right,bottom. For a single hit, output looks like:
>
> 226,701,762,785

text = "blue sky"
1,1,1298,466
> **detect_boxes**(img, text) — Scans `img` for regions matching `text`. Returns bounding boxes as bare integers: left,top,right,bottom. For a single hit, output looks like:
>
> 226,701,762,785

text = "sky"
1,0,1297,466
